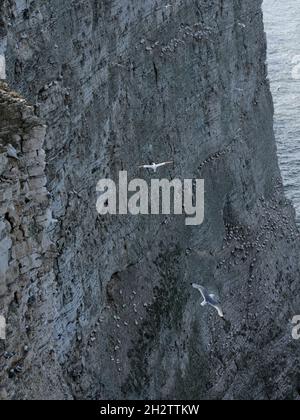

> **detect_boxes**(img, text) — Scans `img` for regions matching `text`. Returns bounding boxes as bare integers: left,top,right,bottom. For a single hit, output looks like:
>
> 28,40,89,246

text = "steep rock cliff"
0,0,299,400
0,82,64,399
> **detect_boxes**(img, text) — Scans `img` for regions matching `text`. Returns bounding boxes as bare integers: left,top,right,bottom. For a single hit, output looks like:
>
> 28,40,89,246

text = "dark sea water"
263,0,300,225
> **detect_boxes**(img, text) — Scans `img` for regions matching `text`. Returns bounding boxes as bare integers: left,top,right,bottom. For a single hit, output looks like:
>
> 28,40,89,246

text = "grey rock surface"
0,0,300,400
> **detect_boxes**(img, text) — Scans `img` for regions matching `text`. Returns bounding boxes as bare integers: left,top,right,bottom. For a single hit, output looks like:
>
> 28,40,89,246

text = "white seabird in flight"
139,161,173,173
192,283,224,318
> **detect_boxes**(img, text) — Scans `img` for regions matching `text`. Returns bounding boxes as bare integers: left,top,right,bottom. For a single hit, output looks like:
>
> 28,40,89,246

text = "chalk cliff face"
0,0,300,400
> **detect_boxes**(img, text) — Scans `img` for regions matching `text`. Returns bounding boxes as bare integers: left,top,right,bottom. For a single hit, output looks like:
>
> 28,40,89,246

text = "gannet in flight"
192,283,224,318
139,161,173,173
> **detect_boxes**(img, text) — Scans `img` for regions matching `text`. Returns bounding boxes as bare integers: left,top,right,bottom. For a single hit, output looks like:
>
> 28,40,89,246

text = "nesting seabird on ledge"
0,54,6,80
192,283,224,318
6,144,20,160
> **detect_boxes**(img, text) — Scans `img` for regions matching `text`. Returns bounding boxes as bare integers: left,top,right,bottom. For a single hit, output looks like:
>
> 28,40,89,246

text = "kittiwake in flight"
192,283,224,318
139,161,173,173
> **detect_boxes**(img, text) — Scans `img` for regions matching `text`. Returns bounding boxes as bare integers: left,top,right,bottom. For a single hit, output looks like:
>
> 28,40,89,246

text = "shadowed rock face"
0,0,299,400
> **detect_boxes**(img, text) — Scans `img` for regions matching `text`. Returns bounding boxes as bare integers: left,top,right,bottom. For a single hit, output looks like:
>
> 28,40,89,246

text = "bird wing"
139,165,153,169
156,161,173,168
212,304,224,318
192,284,207,302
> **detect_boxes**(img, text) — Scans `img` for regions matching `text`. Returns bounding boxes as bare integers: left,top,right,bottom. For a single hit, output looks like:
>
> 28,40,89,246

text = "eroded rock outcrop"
0,0,299,400
0,82,68,399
